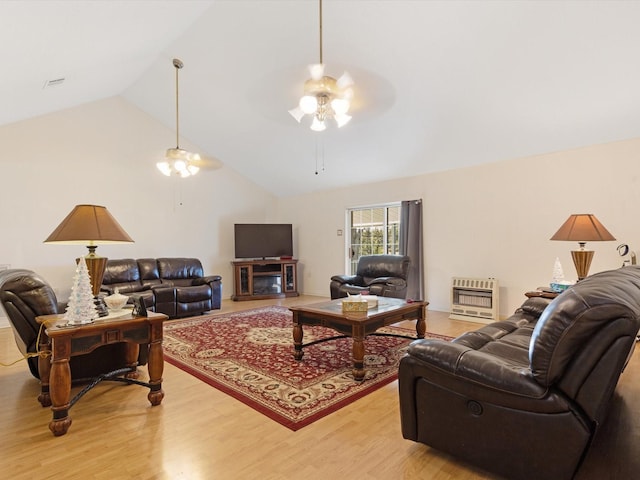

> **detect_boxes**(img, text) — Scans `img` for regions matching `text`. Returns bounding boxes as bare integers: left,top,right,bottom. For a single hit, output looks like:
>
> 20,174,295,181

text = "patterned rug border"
163,306,453,431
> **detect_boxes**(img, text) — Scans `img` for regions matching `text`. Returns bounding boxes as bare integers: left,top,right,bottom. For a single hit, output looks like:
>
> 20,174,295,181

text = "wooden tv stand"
231,259,299,301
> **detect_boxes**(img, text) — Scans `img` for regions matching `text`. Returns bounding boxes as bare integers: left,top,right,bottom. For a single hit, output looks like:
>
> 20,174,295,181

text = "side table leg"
352,336,365,381
48,340,72,436
38,335,52,407
125,343,140,379
293,319,304,360
147,324,164,406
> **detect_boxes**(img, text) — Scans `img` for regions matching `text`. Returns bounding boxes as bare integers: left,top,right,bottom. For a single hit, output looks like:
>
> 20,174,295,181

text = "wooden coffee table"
290,297,428,381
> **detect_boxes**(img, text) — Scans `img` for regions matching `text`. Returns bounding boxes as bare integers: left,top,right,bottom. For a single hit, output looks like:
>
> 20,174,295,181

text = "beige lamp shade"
44,204,134,246
550,214,615,280
44,205,134,296
550,214,616,243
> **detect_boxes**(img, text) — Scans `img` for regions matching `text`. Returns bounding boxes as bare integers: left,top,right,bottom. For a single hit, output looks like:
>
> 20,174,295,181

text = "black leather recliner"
330,254,410,299
0,269,146,380
398,266,640,480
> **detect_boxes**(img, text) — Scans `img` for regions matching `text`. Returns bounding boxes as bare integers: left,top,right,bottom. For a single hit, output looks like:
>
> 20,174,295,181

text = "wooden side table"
36,311,168,436
525,289,560,299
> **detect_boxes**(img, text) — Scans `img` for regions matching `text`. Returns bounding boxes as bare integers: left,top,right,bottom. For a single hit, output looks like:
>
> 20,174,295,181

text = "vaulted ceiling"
4,1,640,196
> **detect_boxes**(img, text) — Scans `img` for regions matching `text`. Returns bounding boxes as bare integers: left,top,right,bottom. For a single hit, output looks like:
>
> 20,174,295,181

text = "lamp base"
571,249,594,281
76,253,107,297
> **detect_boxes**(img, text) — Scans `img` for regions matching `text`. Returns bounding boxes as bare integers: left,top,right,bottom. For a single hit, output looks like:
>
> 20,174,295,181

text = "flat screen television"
234,223,293,259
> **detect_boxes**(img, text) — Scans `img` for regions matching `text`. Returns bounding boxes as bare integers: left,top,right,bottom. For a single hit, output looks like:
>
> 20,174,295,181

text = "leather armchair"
330,254,410,299
0,269,146,380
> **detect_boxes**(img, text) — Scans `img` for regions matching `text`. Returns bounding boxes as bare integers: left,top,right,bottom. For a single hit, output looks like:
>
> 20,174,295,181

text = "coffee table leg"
293,319,304,360
416,307,426,339
352,336,365,381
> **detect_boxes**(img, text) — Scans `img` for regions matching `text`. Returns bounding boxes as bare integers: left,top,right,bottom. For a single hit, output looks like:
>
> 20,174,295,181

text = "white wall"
2,95,639,325
277,138,640,317
0,96,276,324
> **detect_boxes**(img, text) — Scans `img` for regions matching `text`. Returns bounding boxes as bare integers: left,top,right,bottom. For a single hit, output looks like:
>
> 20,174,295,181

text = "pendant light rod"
173,58,183,149
319,0,323,65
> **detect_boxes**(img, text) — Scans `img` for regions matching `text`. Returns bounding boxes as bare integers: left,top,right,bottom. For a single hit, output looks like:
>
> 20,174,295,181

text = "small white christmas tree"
551,257,565,284
64,256,98,325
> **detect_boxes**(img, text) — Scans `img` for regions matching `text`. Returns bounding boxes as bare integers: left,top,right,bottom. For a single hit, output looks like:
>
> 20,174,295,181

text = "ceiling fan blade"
190,154,223,171
336,71,354,89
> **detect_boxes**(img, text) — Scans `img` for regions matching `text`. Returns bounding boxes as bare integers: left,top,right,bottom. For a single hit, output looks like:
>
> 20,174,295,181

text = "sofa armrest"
192,275,222,286
330,274,361,285
151,286,176,318
366,276,406,288
406,339,548,398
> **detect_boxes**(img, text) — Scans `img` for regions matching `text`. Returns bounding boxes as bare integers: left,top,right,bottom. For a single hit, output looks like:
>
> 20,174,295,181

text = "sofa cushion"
157,258,204,281
102,259,139,284
101,259,146,294
137,258,162,289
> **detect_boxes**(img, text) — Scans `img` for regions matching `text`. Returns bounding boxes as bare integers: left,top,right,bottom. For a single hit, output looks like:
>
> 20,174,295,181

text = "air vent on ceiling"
43,78,65,89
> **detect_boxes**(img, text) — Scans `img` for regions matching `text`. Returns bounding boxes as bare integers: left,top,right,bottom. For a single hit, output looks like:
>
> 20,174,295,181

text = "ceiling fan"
157,58,222,177
288,0,354,132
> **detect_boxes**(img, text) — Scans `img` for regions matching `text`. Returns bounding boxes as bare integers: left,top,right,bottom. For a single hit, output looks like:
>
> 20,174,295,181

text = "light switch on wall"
337,229,343,236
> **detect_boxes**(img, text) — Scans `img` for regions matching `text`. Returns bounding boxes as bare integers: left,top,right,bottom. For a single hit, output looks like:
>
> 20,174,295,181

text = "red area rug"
163,305,451,431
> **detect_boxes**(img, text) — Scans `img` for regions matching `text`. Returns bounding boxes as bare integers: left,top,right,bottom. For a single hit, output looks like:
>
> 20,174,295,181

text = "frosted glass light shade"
331,98,350,115
157,161,172,176
310,117,326,132
299,95,318,114
334,113,352,128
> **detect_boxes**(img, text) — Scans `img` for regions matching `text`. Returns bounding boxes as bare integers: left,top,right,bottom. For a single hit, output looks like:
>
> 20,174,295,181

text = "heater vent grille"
450,277,499,324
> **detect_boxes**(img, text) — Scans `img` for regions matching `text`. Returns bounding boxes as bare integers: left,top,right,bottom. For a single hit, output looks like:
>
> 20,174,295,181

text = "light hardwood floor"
0,295,638,479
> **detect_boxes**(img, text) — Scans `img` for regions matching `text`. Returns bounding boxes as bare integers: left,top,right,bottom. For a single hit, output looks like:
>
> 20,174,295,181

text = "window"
347,203,400,274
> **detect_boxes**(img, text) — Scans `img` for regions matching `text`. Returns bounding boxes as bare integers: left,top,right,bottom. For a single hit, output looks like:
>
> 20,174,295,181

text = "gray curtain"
399,199,424,301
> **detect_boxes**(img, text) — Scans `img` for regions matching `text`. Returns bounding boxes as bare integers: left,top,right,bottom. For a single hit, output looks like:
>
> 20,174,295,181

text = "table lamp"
550,214,615,280
44,205,134,296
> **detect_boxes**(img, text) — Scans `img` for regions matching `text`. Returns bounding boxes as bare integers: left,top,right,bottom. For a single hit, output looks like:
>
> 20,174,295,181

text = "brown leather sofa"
0,269,146,380
100,258,222,319
398,266,640,480
330,254,410,299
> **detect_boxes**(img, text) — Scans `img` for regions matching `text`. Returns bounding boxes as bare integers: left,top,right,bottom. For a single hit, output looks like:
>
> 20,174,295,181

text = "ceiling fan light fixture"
290,0,354,132
157,58,201,178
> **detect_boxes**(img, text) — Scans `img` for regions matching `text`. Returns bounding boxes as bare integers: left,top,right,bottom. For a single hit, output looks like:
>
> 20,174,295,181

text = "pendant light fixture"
289,0,354,132
156,58,200,178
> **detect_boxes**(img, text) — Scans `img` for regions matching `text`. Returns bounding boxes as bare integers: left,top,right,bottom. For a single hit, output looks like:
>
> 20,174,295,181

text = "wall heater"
450,277,499,323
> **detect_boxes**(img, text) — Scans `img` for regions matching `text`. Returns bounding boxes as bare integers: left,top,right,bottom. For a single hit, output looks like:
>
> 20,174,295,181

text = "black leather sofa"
330,254,410,299
101,258,222,319
399,266,640,480
0,269,146,380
